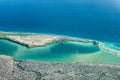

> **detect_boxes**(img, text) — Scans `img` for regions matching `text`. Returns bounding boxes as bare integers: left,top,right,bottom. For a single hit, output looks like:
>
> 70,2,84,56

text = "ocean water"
0,39,120,64
0,0,120,42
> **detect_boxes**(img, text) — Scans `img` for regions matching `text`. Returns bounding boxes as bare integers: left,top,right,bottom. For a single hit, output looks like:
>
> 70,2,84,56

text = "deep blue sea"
0,0,120,42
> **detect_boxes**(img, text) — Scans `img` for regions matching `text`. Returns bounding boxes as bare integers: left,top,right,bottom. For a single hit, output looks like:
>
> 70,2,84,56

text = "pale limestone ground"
0,32,96,47
0,55,120,80
8,35,61,46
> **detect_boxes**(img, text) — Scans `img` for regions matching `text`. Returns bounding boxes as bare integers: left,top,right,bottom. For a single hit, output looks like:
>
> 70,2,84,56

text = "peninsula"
0,32,98,48
0,32,119,56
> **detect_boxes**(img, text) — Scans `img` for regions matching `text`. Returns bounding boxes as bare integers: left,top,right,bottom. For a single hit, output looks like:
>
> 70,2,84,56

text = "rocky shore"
0,55,120,80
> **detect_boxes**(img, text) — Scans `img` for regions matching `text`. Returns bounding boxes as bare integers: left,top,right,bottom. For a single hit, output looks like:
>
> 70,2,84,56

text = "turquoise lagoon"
0,39,120,64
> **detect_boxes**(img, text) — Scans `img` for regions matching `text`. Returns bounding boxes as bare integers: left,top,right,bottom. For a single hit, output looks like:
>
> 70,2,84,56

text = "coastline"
0,32,120,56
0,32,120,79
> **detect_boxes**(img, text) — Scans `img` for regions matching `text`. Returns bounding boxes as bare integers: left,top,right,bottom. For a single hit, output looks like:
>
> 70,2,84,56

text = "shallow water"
0,39,120,64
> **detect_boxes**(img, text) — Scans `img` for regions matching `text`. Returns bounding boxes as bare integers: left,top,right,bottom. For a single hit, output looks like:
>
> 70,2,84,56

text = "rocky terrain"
0,55,120,80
